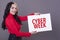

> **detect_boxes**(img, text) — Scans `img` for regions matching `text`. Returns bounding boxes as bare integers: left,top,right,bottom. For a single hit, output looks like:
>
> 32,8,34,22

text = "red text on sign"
32,18,46,28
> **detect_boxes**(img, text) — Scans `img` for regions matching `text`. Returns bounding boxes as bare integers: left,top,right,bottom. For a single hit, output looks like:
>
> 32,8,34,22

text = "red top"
5,13,34,37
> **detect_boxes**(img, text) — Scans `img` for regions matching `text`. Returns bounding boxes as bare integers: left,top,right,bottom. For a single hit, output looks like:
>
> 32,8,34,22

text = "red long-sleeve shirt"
5,13,34,37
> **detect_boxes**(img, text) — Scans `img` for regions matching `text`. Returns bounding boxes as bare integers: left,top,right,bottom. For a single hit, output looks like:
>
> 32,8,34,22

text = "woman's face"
10,3,18,15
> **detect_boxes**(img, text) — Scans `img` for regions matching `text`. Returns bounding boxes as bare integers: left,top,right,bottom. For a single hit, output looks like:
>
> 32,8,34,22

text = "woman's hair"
2,2,22,30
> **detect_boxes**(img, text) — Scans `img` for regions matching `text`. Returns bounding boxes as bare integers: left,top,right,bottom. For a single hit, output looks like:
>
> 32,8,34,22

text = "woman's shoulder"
5,15,14,22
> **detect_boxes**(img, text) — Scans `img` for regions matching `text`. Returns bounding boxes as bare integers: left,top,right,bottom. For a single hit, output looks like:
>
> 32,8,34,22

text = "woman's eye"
15,8,17,10
11,7,14,9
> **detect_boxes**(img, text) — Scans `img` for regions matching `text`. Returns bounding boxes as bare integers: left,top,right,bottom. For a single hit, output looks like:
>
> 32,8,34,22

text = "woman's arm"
18,13,34,21
5,18,31,37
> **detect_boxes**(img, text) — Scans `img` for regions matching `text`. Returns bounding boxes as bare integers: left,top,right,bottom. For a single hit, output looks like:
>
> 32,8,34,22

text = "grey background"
0,0,60,40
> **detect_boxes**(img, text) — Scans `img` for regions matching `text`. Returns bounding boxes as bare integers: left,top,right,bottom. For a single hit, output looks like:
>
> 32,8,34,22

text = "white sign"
28,13,52,33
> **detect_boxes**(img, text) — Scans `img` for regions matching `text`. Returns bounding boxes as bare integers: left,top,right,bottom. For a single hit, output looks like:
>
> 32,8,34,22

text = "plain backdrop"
0,0,60,40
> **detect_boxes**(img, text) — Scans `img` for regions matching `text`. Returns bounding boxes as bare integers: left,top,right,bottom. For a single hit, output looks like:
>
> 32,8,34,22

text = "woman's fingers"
30,31,38,34
34,12,40,15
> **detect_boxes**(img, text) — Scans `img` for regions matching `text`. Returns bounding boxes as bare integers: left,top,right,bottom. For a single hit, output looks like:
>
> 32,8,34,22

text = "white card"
28,13,52,33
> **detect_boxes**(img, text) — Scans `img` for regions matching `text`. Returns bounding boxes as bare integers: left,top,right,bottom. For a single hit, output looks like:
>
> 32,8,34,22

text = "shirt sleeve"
19,16,27,21
18,13,34,21
5,18,31,37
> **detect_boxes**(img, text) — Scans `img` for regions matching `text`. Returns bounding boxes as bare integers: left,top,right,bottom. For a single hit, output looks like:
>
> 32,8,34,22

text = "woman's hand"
34,12,40,15
30,31,38,34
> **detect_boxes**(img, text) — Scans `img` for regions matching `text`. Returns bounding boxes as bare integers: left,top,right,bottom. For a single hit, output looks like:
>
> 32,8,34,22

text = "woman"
1,2,38,40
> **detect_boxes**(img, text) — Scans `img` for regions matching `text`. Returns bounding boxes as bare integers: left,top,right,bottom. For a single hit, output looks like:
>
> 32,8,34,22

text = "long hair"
2,2,22,30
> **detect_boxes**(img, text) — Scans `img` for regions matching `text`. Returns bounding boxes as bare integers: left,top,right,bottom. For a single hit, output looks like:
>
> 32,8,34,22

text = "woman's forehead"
11,3,17,7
